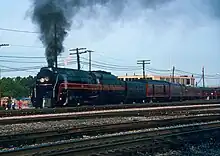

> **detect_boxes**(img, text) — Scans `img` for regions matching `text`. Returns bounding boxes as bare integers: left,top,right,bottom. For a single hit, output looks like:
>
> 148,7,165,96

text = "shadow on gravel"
114,129,220,156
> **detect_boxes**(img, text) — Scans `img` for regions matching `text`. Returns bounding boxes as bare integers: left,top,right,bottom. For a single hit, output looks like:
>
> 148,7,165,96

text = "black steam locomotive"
31,67,220,108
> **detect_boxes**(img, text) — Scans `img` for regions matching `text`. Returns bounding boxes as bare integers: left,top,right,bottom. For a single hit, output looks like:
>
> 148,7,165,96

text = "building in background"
117,74,195,86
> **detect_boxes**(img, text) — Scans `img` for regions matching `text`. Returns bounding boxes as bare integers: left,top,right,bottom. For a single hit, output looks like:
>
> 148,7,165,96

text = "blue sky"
0,0,220,86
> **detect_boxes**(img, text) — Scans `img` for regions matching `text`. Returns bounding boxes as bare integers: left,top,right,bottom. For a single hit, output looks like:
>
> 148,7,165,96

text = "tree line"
0,76,36,98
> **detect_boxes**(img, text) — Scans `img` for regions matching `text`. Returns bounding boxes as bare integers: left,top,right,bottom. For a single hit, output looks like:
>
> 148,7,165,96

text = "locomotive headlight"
45,77,49,82
40,78,45,83
39,77,49,83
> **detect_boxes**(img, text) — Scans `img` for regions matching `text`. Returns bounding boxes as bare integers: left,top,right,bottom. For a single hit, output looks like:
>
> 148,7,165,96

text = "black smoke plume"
30,0,172,67
31,0,74,67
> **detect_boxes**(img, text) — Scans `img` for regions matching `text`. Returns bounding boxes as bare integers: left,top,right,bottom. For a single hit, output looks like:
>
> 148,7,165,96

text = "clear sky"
0,0,220,86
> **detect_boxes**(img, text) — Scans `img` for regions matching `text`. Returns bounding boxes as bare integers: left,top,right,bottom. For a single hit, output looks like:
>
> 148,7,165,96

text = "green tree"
0,75,35,98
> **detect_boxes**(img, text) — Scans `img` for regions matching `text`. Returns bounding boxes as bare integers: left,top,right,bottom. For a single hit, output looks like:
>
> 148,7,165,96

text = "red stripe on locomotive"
57,83,125,101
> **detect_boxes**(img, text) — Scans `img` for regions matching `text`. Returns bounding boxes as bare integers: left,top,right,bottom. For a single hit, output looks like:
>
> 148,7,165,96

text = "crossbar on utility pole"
69,48,87,70
0,44,9,47
137,60,150,79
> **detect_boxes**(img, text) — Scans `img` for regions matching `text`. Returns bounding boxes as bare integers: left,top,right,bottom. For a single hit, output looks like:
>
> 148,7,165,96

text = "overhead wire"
0,60,77,73
0,27,39,34
0,55,67,59
9,44,43,49
94,52,171,73
81,57,172,74
81,61,142,71
81,57,140,69
0,26,219,78
1,56,217,79
95,52,126,62
0,52,219,79
0,60,46,64
176,69,220,79
0,55,46,59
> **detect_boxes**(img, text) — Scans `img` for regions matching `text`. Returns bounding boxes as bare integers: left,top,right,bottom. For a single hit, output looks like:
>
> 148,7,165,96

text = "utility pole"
85,50,94,71
202,66,205,87
137,60,150,79
54,24,58,68
172,66,175,83
69,48,87,70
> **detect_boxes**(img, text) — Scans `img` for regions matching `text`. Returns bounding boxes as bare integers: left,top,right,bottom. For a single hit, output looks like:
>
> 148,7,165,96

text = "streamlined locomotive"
31,67,126,108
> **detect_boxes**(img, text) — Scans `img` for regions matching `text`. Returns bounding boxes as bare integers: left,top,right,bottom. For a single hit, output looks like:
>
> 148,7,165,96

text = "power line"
0,60,78,73
0,55,45,59
81,57,220,78
0,56,218,79
144,68,171,75
81,57,139,69
95,52,125,62
80,60,141,70
175,69,218,78
9,44,43,48
0,59,76,64
0,55,67,59
80,61,142,71
1,59,220,81
0,27,38,34
196,76,203,86
0,27,218,78
145,67,171,72
81,61,141,70
0,60,46,63
0,51,218,80
89,58,170,74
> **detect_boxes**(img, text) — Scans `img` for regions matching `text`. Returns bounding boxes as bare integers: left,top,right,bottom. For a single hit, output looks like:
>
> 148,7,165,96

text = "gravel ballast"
0,114,217,136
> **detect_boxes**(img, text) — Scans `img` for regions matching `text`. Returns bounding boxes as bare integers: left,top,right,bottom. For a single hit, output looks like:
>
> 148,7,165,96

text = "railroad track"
1,99,220,117
1,118,220,156
1,103,220,124
0,114,219,148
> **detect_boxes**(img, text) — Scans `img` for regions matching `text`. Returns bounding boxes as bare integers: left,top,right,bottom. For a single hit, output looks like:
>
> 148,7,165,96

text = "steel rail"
54,122,220,156
0,115,220,149
1,104,220,125
1,99,220,117
1,120,220,156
